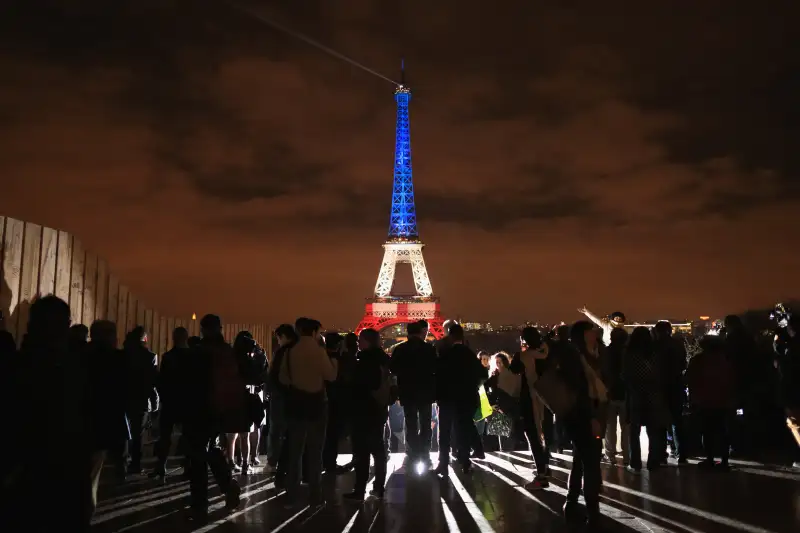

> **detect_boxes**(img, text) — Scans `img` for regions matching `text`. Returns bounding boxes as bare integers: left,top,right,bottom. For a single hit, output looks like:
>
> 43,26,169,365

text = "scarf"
580,346,608,403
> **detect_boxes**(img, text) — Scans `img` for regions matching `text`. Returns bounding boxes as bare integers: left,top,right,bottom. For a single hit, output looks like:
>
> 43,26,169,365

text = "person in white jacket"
578,307,626,346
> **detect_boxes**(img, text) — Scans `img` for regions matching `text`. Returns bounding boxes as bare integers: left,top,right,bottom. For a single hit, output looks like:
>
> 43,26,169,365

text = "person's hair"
295,317,321,336
610,311,626,323
610,327,629,345
124,326,146,347
173,326,189,340
28,295,71,335
521,326,541,347
494,351,510,366
724,315,742,330
654,321,672,335
275,324,296,340
359,328,380,347
200,314,222,334
235,330,253,344
344,332,358,353
448,323,465,341
628,326,653,354
70,323,89,337
90,320,116,346
407,321,424,336
324,332,342,350
569,320,593,352
443,320,458,335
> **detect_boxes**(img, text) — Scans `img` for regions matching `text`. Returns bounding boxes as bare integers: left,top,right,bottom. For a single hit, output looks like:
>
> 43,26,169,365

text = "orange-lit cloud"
0,1,797,328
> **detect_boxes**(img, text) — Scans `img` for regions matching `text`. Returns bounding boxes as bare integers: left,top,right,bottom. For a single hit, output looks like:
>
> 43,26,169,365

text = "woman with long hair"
623,326,670,472
561,320,608,530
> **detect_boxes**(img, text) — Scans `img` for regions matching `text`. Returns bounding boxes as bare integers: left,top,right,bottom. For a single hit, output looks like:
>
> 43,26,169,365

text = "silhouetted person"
390,320,437,466
600,327,630,465
624,326,670,472
227,330,267,474
722,315,759,453
561,321,607,530
654,320,687,464
4,296,92,532
86,320,129,513
773,315,800,468
509,327,551,489
434,324,486,476
0,310,14,357
335,332,359,473
122,326,159,474
322,332,346,473
183,314,243,521
687,336,735,470
152,326,191,479
266,324,297,483
344,328,390,501
69,323,89,353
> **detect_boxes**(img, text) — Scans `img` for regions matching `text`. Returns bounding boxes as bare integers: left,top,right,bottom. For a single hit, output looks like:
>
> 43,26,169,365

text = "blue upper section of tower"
388,84,419,240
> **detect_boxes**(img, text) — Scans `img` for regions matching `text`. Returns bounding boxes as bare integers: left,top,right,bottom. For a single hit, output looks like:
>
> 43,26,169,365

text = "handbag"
532,367,577,418
487,411,512,437
284,346,326,421
246,389,266,427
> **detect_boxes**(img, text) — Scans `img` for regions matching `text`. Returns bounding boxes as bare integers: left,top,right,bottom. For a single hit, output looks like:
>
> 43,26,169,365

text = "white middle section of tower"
374,241,433,298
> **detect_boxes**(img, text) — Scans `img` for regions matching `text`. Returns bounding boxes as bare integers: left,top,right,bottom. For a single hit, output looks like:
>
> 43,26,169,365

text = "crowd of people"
0,295,798,533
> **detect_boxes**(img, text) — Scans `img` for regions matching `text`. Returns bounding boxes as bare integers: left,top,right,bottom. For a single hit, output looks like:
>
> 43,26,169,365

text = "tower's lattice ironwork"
388,85,418,239
356,76,444,340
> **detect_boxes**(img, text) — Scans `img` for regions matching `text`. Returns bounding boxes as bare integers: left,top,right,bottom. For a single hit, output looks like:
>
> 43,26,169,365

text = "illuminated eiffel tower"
356,66,445,339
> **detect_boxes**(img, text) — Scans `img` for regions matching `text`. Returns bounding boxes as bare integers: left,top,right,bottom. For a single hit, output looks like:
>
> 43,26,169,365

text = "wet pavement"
92,452,800,533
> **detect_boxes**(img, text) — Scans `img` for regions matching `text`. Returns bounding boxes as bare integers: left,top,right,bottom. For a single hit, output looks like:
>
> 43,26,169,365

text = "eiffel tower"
356,68,445,339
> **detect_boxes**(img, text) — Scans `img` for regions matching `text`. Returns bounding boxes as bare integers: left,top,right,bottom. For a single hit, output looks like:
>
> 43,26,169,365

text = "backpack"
372,363,397,407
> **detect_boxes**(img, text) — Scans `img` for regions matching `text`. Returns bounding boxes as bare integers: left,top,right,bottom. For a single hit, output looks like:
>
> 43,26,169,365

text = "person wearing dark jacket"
561,321,608,530
322,332,348,473
624,327,670,472
86,320,129,515
152,326,192,479
183,315,243,522
390,320,437,465
122,326,159,474
4,296,93,532
600,327,629,465
343,328,390,500
434,324,487,476
266,324,297,484
654,321,687,464
687,336,735,470
774,315,800,468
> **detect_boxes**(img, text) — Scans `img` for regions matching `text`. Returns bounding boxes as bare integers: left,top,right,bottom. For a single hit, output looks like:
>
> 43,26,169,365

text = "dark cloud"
0,0,797,325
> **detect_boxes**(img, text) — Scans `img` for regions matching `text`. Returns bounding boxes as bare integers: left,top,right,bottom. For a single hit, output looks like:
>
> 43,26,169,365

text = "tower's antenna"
401,58,406,85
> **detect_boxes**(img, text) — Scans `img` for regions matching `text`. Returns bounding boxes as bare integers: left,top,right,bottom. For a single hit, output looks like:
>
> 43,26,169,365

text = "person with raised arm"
578,307,626,347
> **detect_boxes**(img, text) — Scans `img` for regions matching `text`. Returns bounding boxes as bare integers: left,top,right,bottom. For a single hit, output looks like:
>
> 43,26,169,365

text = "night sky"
0,1,797,328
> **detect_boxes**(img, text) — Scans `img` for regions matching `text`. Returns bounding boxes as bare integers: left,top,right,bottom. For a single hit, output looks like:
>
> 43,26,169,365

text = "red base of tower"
356,299,445,340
